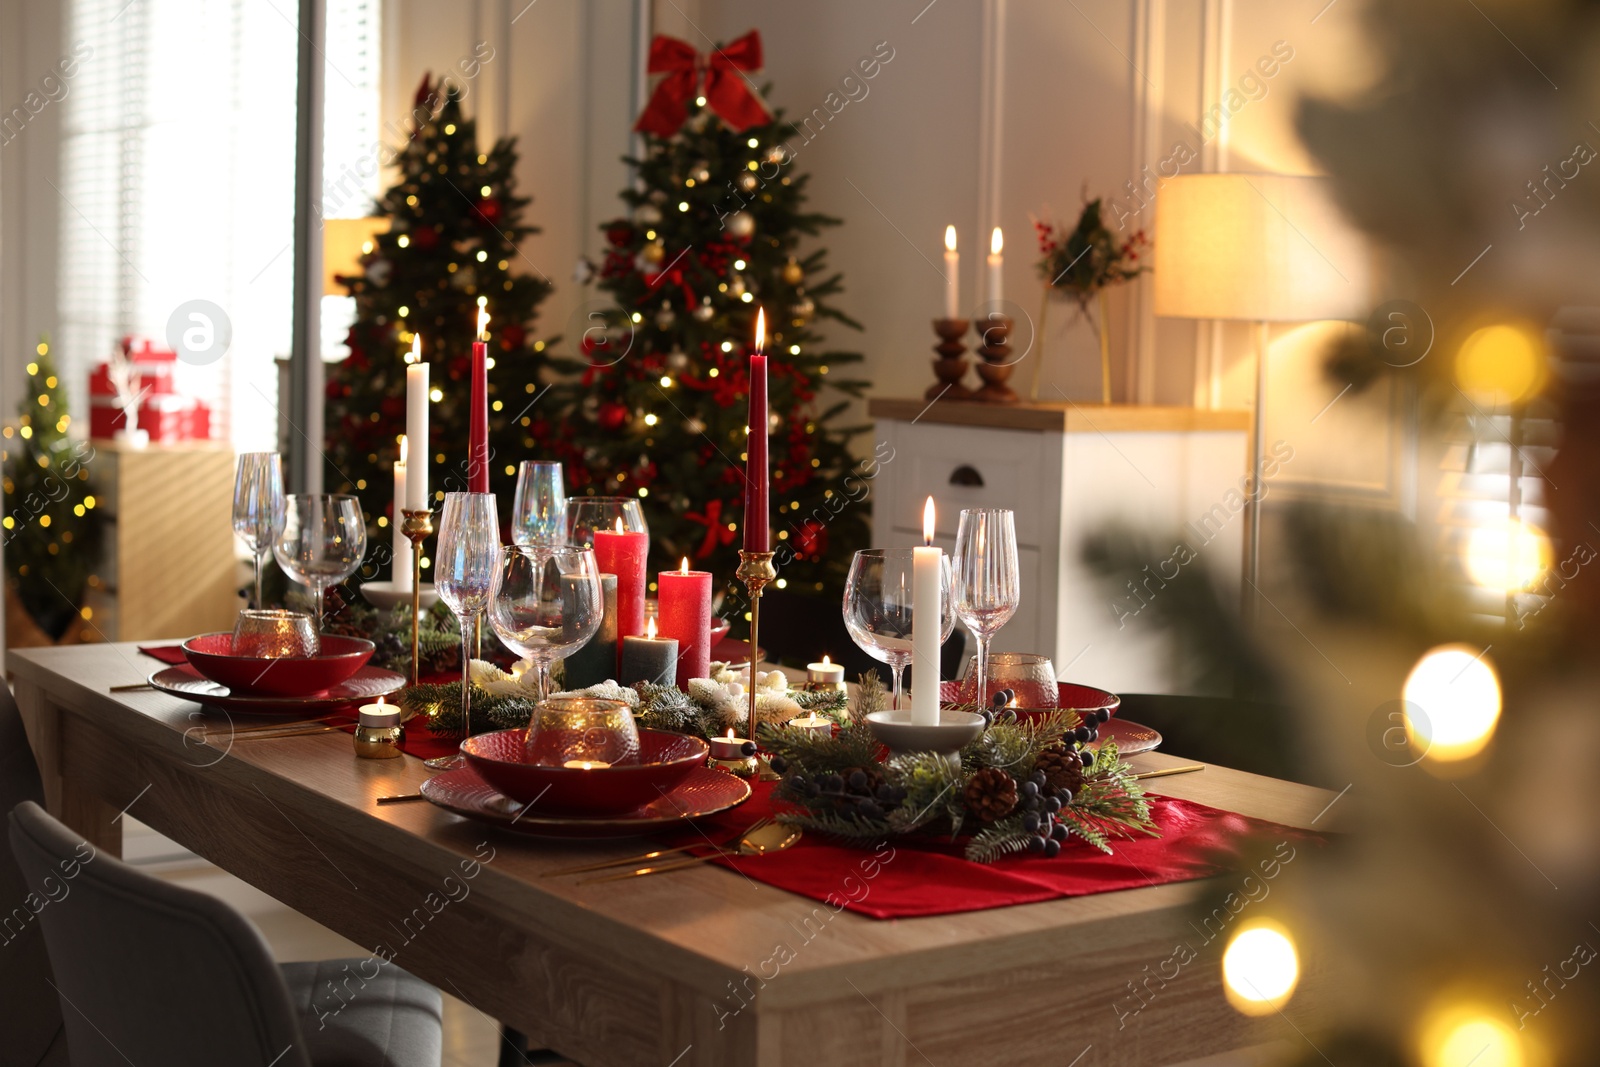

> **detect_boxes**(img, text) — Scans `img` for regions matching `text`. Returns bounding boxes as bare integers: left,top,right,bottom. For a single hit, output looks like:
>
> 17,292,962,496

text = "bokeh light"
1464,517,1550,592
1419,1005,1526,1067
1403,645,1501,764
1455,323,1547,405
1222,922,1299,1015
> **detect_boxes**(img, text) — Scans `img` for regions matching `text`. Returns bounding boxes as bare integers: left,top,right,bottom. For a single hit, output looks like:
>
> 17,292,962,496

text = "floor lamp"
1153,174,1370,621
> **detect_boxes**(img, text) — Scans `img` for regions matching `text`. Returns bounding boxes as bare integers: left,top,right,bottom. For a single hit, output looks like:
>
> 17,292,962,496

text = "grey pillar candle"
618,624,679,688
561,572,617,690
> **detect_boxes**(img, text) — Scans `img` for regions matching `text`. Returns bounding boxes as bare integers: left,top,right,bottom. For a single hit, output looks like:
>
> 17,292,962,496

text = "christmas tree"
325,75,554,562
2,341,102,640
542,52,869,607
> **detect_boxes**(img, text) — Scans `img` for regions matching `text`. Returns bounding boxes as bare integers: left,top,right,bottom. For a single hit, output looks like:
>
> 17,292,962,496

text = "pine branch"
965,815,1037,864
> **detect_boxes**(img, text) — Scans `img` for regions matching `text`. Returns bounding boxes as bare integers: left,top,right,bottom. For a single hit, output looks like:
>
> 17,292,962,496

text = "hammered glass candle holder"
231,609,320,658
523,696,641,769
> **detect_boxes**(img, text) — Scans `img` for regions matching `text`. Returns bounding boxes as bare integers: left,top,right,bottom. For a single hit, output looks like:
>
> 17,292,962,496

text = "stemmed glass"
429,492,503,770
512,461,567,546
843,548,956,712
232,453,286,609
272,494,365,632
488,545,603,703
565,496,648,545
951,508,1020,713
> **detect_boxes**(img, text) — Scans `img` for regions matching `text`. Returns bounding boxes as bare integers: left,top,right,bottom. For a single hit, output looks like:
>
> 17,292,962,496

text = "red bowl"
460,728,710,815
939,680,1120,721
182,633,375,697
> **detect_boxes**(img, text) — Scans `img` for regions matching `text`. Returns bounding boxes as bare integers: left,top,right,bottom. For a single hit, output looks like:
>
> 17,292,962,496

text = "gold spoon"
580,821,802,883
542,818,773,878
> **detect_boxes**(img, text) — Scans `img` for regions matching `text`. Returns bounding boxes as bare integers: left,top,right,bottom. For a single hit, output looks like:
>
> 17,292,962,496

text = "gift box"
89,337,211,442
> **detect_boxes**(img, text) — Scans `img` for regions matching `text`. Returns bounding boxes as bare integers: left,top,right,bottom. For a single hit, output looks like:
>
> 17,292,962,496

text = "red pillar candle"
469,306,490,492
743,307,769,552
657,556,712,689
593,517,648,645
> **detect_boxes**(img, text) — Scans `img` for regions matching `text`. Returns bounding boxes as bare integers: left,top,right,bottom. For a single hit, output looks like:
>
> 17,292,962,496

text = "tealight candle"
562,759,611,770
787,713,833,740
806,655,845,686
354,697,402,759
709,729,757,761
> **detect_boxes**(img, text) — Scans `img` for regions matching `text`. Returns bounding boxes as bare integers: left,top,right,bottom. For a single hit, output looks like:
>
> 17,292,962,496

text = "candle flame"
410,335,421,363
990,226,1003,255
822,654,831,666
646,616,658,640
922,495,936,545
754,306,765,354
398,435,408,464
376,696,386,708
944,224,957,252
477,307,490,341
680,557,690,574
725,727,735,740
613,517,624,534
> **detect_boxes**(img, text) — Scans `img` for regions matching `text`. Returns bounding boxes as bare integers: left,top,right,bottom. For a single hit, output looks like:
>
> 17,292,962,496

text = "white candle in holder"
987,226,1004,307
943,225,959,320
392,435,413,591
912,496,943,727
404,338,429,511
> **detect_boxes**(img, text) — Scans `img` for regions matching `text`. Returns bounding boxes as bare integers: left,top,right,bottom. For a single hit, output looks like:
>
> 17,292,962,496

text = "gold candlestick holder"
401,508,435,688
736,549,778,736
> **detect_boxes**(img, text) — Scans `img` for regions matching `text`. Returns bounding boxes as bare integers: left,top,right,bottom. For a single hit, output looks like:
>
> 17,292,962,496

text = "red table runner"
692,781,1317,919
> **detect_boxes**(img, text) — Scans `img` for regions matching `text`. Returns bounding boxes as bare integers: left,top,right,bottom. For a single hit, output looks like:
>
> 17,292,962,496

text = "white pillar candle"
987,226,1004,308
392,437,413,592
912,495,943,727
404,344,429,510
943,225,959,320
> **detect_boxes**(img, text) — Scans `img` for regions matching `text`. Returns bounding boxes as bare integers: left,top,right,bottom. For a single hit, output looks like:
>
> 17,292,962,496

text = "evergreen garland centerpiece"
541,30,869,606
760,674,1157,863
2,341,102,641
325,74,554,560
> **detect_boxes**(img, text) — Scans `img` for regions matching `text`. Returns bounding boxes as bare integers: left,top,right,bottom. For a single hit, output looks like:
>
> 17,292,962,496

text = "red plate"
1092,718,1162,755
419,764,751,838
147,664,404,714
461,728,709,814
939,680,1121,720
183,633,374,696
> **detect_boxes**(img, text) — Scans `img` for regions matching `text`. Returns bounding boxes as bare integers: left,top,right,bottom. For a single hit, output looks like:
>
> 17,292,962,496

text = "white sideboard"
867,399,1250,695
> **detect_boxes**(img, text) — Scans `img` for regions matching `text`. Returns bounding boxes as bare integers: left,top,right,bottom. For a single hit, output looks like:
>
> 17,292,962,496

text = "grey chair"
0,683,68,1067
9,801,443,1067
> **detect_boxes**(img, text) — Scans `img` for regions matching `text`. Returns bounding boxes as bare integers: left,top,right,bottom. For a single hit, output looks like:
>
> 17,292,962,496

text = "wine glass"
565,496,648,545
512,461,567,546
951,508,1020,714
429,492,503,770
273,494,365,632
843,548,956,712
232,452,286,609
488,544,603,703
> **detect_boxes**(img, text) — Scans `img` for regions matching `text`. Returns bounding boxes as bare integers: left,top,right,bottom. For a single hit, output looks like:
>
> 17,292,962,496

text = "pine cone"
1034,746,1086,796
964,767,1019,822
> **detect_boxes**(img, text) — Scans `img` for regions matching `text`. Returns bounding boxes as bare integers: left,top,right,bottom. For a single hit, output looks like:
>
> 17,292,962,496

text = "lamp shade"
1153,174,1370,323
322,216,388,296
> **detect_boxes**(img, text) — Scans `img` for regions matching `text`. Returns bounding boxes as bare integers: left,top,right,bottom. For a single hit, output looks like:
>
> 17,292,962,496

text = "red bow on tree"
684,498,739,560
633,31,772,138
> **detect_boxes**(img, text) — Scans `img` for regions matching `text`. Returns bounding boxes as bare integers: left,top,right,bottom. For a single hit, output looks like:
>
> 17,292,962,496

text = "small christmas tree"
543,54,869,605
325,75,554,559
2,340,102,640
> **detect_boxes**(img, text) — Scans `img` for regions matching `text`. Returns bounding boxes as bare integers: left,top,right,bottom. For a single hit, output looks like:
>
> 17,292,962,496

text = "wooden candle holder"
972,313,1019,404
928,318,974,400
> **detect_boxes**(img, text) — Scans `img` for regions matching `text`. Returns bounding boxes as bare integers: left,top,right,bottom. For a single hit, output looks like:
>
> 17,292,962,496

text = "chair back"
0,684,67,1067
8,801,313,1067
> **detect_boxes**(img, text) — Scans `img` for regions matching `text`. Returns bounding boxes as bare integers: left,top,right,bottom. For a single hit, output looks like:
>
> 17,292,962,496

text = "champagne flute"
951,508,1020,712
511,461,567,546
843,549,956,712
429,492,502,770
489,545,603,703
232,453,285,608
272,494,365,631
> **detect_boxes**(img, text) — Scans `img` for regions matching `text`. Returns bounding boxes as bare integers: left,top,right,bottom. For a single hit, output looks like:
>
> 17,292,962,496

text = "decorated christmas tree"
325,75,554,557
2,341,102,640
541,32,869,606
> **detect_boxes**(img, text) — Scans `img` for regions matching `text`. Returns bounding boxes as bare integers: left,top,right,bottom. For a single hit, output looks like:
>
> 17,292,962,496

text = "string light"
1222,922,1300,1015
659,376,672,388
397,235,410,248
1403,645,1501,765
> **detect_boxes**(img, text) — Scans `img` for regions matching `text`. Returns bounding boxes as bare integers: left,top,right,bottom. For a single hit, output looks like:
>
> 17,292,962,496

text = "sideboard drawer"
883,422,1046,547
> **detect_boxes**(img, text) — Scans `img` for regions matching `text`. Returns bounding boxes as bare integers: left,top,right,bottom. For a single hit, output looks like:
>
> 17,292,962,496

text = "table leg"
14,677,121,858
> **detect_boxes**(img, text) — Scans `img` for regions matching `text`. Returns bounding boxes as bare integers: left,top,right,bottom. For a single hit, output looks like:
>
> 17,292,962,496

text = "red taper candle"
743,307,769,552
468,306,490,492
657,556,712,688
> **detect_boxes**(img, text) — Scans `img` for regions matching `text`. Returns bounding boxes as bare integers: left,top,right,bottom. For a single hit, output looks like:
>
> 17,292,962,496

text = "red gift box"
88,337,210,442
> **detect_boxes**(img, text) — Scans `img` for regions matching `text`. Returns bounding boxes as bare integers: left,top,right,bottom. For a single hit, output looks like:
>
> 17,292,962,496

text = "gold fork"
541,818,773,879
579,821,801,884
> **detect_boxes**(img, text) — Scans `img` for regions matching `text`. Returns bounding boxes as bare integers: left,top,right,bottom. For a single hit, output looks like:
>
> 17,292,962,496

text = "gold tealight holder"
401,508,435,688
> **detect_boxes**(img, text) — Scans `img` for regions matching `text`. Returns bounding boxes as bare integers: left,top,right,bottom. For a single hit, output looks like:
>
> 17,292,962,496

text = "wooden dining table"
10,641,1339,1067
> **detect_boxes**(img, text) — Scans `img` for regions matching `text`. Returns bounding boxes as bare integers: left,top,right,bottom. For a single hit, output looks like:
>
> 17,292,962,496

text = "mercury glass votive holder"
232,609,320,659
523,696,641,768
